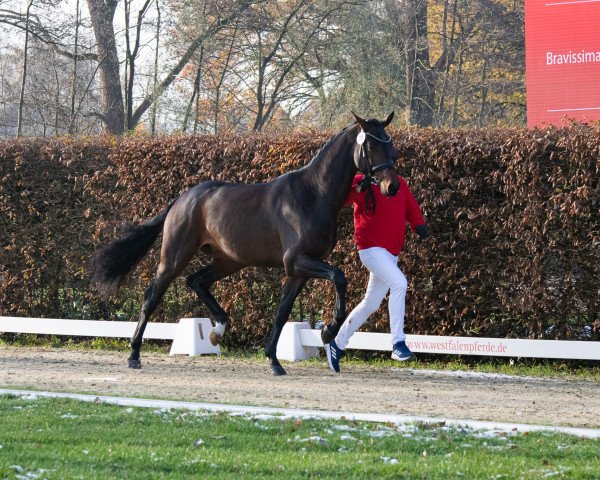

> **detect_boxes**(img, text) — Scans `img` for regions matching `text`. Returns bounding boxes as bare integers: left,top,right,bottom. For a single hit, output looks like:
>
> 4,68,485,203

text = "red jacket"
344,174,425,255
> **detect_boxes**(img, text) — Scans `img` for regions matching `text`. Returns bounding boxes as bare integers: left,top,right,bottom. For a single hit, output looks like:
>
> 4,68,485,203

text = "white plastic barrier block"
169,318,220,356
276,321,319,361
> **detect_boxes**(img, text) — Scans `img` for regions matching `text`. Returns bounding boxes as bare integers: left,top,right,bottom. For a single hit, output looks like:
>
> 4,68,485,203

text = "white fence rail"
276,322,600,361
0,316,219,356
1,317,598,361
0,316,177,339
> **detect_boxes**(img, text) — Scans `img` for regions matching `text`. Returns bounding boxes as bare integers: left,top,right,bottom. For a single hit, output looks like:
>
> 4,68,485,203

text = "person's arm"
343,175,362,207
403,178,428,240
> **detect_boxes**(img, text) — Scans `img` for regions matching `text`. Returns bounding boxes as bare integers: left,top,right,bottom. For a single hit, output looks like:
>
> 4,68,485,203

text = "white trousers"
335,247,408,349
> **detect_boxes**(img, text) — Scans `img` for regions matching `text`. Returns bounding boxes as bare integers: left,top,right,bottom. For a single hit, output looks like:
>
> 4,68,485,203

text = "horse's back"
171,179,284,266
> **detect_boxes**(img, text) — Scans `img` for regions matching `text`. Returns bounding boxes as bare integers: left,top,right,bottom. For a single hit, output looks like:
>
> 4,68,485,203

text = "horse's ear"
352,111,367,129
383,111,395,127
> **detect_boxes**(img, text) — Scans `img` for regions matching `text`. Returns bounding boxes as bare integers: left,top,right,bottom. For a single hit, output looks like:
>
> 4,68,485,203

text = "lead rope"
356,143,377,214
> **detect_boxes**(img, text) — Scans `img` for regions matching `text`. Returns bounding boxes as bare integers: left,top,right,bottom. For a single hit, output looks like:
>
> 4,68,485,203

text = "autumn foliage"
1,125,598,347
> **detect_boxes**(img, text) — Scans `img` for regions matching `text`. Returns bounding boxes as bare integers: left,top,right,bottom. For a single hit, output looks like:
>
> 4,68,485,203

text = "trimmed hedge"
1,126,598,348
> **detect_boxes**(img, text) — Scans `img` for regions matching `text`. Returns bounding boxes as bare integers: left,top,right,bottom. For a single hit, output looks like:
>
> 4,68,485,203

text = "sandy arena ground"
0,346,598,429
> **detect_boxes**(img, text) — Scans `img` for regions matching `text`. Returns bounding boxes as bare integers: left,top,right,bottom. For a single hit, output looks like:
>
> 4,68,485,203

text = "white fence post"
169,318,220,356
276,321,319,361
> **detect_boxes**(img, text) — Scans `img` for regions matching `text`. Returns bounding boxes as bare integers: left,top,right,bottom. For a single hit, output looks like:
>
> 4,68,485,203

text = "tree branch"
130,2,252,128
0,11,98,61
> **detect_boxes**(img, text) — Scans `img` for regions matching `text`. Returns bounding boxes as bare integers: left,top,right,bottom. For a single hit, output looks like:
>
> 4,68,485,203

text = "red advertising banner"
525,0,600,127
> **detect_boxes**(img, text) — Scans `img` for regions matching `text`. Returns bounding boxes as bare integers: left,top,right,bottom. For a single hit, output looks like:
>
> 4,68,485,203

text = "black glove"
415,224,428,241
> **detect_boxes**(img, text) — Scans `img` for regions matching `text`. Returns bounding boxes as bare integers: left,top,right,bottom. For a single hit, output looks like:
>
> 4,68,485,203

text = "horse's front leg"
265,277,307,376
285,254,347,345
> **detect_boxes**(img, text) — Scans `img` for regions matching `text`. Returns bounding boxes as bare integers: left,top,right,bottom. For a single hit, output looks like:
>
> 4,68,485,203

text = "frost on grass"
152,408,172,415
10,466,50,480
541,467,572,477
289,435,328,446
369,430,395,438
19,394,39,401
60,413,79,419
331,424,356,432
251,414,293,421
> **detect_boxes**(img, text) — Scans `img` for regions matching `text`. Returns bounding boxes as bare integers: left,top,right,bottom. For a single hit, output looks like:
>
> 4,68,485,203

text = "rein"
355,129,396,214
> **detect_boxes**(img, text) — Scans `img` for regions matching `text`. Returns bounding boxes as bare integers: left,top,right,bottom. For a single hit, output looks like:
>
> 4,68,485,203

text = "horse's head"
352,111,399,197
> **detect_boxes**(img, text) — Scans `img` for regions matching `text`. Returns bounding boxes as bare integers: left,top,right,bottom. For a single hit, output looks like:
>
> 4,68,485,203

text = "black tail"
91,200,176,297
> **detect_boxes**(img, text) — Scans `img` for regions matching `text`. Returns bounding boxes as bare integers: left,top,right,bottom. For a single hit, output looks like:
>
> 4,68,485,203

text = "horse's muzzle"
382,184,399,197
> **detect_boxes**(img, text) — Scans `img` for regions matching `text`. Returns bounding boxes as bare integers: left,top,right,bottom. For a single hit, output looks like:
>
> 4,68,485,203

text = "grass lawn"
0,395,598,479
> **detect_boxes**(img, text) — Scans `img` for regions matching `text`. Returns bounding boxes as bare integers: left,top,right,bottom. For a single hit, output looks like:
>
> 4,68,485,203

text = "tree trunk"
182,57,202,133
450,47,464,127
435,0,458,126
53,56,61,134
150,0,161,135
478,56,489,127
124,0,152,131
86,0,124,135
214,27,237,133
68,0,81,134
17,0,34,137
405,0,434,127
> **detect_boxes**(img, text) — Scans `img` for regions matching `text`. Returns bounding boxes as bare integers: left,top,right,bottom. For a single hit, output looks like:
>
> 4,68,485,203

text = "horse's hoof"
128,358,142,369
320,325,335,345
271,364,287,376
209,330,222,346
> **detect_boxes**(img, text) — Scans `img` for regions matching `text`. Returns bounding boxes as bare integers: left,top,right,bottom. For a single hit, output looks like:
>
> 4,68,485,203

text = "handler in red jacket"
325,172,428,373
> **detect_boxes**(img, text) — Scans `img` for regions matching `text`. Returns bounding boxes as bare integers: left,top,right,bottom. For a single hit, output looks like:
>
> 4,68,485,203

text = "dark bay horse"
91,112,400,375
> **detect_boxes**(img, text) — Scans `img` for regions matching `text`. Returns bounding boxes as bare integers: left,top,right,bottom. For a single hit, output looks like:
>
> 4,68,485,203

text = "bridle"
355,129,396,184
354,128,397,214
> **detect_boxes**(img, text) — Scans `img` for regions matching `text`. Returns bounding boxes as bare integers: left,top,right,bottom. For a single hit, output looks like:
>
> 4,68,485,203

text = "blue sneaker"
324,339,344,373
391,341,415,362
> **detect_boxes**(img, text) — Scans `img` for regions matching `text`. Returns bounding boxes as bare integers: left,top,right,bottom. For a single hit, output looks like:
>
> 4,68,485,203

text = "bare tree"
69,0,82,134
236,0,354,130
124,0,152,131
0,0,527,135
17,0,34,136
85,0,124,134
136,2,254,129
149,0,160,134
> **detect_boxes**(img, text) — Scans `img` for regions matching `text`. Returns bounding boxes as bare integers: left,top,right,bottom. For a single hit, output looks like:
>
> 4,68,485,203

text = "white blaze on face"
212,322,226,337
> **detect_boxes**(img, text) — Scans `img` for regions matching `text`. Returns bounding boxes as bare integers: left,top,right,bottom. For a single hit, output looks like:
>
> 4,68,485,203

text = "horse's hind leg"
265,277,307,376
186,259,243,345
129,208,200,368
128,265,179,369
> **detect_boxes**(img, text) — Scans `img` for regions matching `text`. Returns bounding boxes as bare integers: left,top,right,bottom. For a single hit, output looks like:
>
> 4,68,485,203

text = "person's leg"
352,248,407,346
386,263,408,346
333,272,387,349
367,252,414,361
326,248,390,372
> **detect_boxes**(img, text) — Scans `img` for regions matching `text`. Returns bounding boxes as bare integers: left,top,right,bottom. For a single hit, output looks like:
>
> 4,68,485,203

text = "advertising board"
526,0,600,126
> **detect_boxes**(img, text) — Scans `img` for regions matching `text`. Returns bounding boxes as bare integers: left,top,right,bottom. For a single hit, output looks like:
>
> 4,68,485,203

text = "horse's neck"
302,127,357,213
